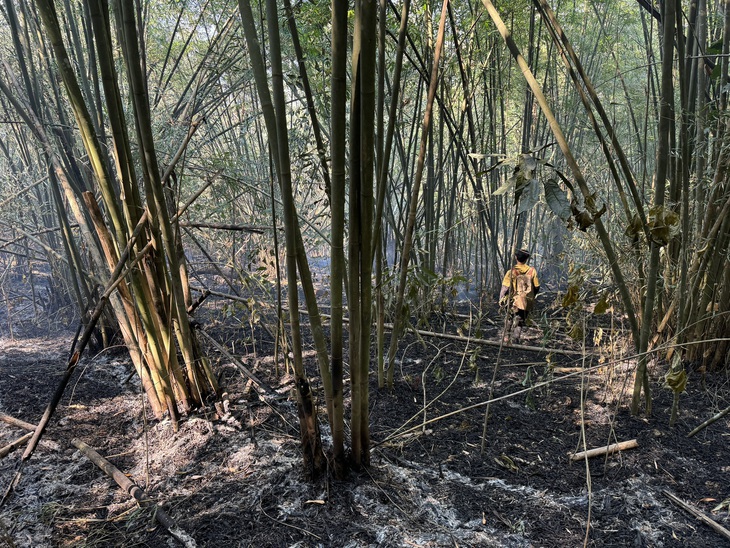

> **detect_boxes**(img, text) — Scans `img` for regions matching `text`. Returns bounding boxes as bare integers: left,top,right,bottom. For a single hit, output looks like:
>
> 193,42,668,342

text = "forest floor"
0,276,729,547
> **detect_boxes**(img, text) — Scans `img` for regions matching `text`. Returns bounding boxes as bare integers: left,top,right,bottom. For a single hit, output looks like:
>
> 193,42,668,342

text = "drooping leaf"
664,368,687,394
663,353,687,393
493,178,515,196
647,205,680,246
624,214,644,242
513,168,531,204
543,178,571,221
568,323,584,340
517,179,541,214
520,153,538,173
573,208,594,231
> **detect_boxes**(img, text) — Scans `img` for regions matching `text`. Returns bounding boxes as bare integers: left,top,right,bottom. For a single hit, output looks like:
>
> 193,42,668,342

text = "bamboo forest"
0,0,729,546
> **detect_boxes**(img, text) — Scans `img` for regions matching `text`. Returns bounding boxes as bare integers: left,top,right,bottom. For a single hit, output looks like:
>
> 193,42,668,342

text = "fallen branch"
0,413,36,432
180,221,266,233
71,439,197,548
0,433,32,459
290,308,585,356
688,404,730,438
664,490,730,543
569,439,638,461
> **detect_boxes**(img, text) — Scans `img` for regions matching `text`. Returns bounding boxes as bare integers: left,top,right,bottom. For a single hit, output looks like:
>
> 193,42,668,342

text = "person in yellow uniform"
499,248,540,343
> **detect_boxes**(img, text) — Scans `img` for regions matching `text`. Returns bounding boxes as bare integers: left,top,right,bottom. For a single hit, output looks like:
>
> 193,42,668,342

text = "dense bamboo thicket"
0,0,729,471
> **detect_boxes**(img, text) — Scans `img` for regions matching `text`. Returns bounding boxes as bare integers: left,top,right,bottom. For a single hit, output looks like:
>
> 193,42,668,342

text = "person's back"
499,249,540,343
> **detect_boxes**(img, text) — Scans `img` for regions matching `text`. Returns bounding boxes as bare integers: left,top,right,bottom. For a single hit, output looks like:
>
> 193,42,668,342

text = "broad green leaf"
543,178,571,221
708,38,724,54
711,63,722,81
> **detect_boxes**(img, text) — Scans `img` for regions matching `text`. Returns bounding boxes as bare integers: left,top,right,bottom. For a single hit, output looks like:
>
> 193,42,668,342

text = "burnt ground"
0,284,729,547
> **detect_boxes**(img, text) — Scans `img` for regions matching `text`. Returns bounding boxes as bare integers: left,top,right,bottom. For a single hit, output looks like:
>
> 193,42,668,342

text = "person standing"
499,249,540,343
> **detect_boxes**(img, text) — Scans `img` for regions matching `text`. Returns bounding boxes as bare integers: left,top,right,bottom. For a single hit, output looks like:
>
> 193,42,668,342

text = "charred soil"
0,292,729,547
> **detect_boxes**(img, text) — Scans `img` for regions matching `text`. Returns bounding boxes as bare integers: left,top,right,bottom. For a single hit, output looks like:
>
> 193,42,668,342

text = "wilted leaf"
664,368,687,394
648,206,680,246
543,178,571,221
568,324,584,340
493,178,515,196
495,454,519,472
593,326,604,346
562,285,580,307
624,214,644,240
594,295,610,314
664,353,687,394
571,204,594,231
712,498,730,513
567,265,585,286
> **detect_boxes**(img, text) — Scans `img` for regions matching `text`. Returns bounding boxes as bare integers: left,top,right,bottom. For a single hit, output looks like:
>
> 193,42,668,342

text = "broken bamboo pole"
0,413,36,432
71,439,197,548
664,490,730,542
0,433,32,459
569,439,638,461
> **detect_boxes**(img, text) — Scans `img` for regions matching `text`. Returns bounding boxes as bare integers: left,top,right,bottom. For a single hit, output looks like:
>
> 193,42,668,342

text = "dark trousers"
511,308,528,328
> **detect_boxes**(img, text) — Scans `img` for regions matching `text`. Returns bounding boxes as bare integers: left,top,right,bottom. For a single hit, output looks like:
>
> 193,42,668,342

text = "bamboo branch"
569,439,638,461
197,329,274,396
664,490,730,542
71,439,197,548
179,222,265,233
688,405,730,437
